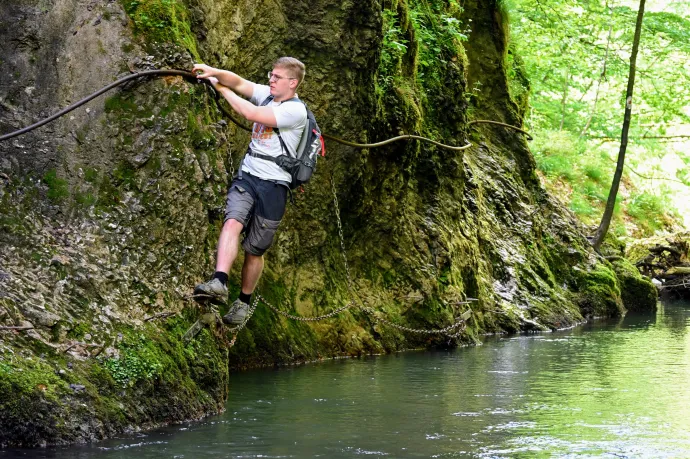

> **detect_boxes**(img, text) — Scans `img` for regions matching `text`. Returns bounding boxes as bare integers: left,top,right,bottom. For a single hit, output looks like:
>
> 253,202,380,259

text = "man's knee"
222,218,244,235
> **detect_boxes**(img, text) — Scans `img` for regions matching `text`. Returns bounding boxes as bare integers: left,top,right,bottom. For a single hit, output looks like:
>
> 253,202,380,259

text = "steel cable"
0,69,532,146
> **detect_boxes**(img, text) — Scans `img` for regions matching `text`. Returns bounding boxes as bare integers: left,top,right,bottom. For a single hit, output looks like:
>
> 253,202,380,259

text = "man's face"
268,66,297,96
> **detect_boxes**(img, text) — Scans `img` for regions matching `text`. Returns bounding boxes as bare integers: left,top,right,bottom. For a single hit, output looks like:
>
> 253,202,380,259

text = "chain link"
331,177,353,286
364,307,468,335
258,294,356,322
226,297,259,347
227,141,235,180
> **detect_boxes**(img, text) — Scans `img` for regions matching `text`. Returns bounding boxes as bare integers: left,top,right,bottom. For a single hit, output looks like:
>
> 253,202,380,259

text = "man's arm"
209,78,278,127
192,64,255,99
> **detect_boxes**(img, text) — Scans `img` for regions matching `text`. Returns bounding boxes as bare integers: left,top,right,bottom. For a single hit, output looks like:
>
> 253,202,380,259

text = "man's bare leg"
215,219,244,274
194,219,243,305
241,253,264,296
221,252,263,325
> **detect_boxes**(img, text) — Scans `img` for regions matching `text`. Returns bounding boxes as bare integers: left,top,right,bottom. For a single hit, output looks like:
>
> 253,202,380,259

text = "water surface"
5,299,690,458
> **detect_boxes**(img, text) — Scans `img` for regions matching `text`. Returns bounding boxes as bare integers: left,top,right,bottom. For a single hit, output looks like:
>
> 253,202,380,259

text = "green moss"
83,167,99,183
42,169,69,203
0,357,75,447
120,0,199,59
573,263,625,318
611,259,657,313
75,189,97,207
112,161,137,187
187,111,217,148
99,318,228,402
102,335,164,387
104,94,139,113
506,46,530,118
0,357,68,401
227,273,322,368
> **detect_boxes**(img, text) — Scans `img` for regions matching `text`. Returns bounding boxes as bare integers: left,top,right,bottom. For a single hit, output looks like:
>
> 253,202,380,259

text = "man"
192,57,307,325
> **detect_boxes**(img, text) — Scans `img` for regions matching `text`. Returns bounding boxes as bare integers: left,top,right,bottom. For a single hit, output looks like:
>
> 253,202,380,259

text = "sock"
212,271,228,286
239,291,252,305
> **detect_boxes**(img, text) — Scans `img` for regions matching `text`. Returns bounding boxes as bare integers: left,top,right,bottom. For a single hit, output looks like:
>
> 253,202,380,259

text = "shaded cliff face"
0,0,651,447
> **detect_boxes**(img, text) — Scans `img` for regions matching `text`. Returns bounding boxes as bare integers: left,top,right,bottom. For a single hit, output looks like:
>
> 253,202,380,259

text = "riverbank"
4,299,687,458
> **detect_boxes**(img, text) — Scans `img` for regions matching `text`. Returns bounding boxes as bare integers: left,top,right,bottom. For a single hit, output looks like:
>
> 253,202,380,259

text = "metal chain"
226,296,259,348
227,147,235,181
320,175,472,337
225,297,259,334
258,293,356,322
330,177,353,286
361,305,468,335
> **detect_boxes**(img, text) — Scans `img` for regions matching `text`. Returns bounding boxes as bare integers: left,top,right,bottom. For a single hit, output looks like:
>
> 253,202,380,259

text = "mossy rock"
611,258,658,313
625,231,690,265
573,263,625,318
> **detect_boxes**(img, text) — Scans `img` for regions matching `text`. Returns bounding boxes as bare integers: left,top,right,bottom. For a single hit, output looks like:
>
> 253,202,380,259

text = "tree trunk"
591,0,646,252
560,67,570,130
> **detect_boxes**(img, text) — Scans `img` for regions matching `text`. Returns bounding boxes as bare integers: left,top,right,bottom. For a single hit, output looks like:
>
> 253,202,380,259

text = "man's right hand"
190,64,255,99
192,63,217,79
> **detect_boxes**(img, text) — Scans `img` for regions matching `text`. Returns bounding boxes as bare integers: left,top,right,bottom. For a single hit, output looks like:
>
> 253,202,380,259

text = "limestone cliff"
0,0,654,447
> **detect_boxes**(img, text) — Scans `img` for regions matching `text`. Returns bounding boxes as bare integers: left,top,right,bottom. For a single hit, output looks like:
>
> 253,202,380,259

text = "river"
4,299,690,458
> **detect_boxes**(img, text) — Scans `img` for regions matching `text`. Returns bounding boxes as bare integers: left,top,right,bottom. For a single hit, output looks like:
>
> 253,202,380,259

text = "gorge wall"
0,0,655,447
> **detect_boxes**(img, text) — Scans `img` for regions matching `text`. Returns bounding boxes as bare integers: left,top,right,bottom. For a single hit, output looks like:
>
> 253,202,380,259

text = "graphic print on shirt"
252,124,274,146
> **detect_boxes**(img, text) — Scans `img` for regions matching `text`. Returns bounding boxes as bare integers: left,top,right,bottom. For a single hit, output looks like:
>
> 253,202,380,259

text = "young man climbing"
192,57,307,325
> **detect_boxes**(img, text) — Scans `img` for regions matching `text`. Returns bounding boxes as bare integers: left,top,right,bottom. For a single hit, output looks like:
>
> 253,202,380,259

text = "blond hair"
273,57,306,86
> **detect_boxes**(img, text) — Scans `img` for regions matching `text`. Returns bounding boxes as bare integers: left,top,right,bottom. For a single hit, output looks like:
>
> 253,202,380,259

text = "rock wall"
0,0,653,447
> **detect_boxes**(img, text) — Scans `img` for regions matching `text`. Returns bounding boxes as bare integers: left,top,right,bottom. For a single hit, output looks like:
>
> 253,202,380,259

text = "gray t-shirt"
241,84,308,182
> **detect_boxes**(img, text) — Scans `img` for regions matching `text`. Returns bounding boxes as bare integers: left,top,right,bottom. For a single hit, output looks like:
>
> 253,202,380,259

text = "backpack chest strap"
246,148,279,163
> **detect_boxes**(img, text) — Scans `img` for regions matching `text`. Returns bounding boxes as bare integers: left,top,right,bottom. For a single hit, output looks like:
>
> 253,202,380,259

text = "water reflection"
3,300,690,458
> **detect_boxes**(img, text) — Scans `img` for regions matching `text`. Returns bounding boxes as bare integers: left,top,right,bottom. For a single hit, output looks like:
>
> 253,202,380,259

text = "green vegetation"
610,258,657,312
506,0,690,236
573,263,625,317
377,0,469,98
42,169,69,203
409,0,468,91
627,191,680,234
102,333,164,387
120,0,199,58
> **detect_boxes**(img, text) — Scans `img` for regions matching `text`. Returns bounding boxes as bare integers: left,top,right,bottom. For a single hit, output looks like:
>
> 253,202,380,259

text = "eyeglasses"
267,71,297,82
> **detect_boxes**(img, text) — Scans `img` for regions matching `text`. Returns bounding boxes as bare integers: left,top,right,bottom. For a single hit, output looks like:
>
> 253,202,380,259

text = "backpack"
246,95,325,190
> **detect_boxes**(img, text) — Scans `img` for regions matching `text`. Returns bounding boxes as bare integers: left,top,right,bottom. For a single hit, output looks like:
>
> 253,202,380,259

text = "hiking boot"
222,298,250,325
193,278,228,305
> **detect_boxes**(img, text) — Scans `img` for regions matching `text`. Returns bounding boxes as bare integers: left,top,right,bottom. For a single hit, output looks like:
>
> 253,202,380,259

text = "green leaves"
377,0,469,93
509,0,690,235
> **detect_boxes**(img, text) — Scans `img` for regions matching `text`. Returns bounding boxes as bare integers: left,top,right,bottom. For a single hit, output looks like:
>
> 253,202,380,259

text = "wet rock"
21,307,61,327
50,255,71,267
611,258,658,312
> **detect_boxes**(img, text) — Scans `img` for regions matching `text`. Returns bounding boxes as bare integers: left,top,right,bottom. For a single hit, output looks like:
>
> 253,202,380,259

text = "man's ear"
290,79,299,90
